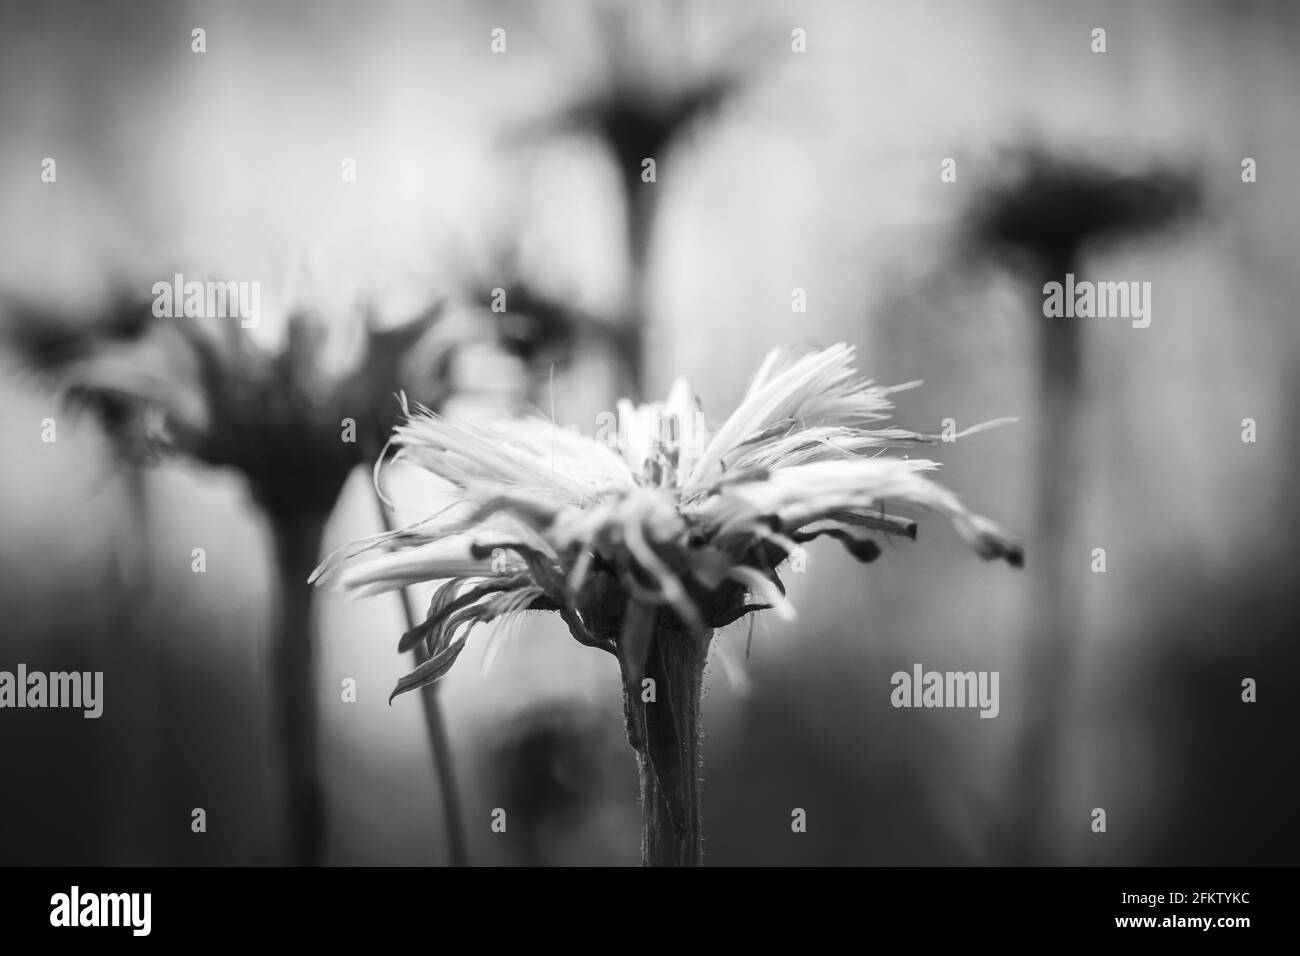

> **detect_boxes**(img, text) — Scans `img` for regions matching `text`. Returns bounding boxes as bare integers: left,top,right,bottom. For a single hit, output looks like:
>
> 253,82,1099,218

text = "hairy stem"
616,617,711,867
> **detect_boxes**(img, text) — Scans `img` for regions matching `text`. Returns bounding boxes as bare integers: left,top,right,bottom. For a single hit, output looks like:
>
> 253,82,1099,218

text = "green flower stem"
617,617,711,867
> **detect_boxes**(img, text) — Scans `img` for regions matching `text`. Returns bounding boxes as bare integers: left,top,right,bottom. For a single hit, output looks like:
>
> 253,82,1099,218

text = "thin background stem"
1018,259,1084,865
269,509,329,866
368,483,468,867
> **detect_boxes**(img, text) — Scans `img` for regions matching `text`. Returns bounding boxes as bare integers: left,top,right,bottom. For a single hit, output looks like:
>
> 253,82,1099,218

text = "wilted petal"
336,538,497,596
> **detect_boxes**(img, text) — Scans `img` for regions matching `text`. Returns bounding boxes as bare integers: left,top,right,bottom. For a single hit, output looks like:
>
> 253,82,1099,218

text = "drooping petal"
790,521,883,564
336,537,498,597
388,584,547,701
724,458,1022,566
727,566,795,621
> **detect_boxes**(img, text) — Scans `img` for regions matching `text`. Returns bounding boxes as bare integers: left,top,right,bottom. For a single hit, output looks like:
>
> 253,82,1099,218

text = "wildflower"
2,290,487,867
317,343,1022,865
964,147,1200,863
517,4,773,397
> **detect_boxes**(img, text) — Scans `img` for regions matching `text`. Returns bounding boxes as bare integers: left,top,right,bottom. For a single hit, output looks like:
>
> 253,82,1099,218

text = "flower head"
315,344,1023,701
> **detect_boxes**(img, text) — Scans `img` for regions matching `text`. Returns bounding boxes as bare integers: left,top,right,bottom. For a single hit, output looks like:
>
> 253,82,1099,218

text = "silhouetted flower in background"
519,2,772,395
964,145,1201,864
1,291,486,866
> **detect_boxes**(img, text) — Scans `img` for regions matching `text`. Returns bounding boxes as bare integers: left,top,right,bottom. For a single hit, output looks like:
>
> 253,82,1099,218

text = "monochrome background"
0,0,1296,865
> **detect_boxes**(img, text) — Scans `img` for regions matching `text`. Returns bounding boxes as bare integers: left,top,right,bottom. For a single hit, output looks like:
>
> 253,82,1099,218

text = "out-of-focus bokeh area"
2,0,1297,865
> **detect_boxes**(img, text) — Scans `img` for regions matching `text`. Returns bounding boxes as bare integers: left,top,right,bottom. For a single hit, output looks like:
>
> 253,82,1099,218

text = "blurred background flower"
1,267,509,865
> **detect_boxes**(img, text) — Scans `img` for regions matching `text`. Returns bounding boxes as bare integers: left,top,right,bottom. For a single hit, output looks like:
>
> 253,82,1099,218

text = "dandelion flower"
315,343,1023,865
